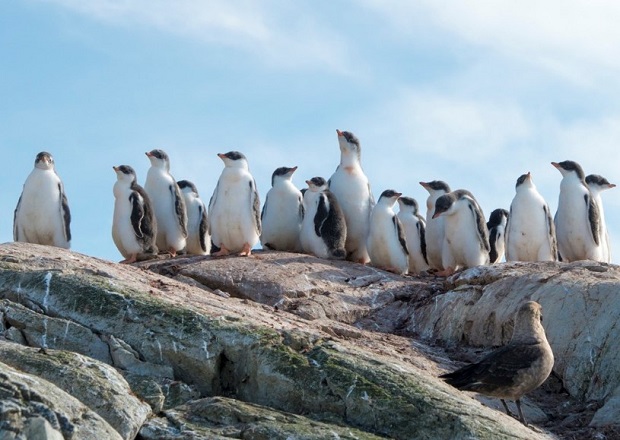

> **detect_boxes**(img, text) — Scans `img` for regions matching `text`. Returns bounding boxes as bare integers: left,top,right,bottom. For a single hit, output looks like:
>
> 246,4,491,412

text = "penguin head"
113,165,137,184
397,196,420,214
178,179,199,196
336,129,361,160
218,151,248,169
432,193,457,219
378,189,402,206
586,174,616,194
419,180,451,195
515,172,535,191
271,166,297,186
487,208,509,228
552,160,585,181
305,176,328,192
34,152,55,171
146,149,170,171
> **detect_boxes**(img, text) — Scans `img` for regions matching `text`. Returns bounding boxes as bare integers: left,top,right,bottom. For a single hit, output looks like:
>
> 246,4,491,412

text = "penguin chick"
112,165,158,263
260,166,304,252
208,151,261,256
586,174,615,263
177,180,211,256
432,189,490,276
505,172,557,262
553,160,602,262
440,301,554,426
144,149,187,257
397,196,430,275
420,180,451,271
367,190,409,275
14,152,71,249
487,208,509,264
300,177,347,260
328,129,374,264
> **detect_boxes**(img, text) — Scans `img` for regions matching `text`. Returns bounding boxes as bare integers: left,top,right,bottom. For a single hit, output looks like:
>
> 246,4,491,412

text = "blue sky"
2,0,619,263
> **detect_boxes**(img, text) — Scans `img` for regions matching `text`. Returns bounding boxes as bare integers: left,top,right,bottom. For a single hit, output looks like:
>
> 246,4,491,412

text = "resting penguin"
505,172,557,262
112,165,158,263
300,177,347,260
432,189,490,276
397,196,430,274
177,180,211,256
208,151,261,256
144,149,187,257
487,208,509,264
260,166,304,252
586,174,615,263
553,160,603,262
328,129,374,263
420,180,451,271
367,190,409,275
14,152,71,249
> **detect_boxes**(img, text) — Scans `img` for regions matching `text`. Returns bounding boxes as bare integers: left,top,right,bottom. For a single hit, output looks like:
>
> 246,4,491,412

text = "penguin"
586,174,615,263
300,177,347,260
420,180,451,271
505,172,557,262
14,152,71,249
208,151,261,256
432,189,490,276
553,160,603,262
367,190,409,275
328,129,374,263
177,180,211,256
487,208,509,264
260,166,304,252
144,149,187,257
397,196,430,274
112,165,158,263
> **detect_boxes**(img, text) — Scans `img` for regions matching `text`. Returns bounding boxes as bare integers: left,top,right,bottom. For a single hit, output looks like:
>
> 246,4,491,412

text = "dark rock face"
1,243,618,438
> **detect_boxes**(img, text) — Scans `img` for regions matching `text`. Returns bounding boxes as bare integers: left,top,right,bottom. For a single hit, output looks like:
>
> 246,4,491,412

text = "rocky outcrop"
2,243,620,438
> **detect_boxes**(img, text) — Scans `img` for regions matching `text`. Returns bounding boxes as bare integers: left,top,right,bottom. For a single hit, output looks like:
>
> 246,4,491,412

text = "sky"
1,0,620,263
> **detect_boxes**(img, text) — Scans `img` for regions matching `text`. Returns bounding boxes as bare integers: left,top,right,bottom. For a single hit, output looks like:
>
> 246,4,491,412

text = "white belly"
112,187,143,258
145,170,186,252
367,209,408,274
398,213,429,274
261,186,302,252
506,194,554,261
442,208,487,269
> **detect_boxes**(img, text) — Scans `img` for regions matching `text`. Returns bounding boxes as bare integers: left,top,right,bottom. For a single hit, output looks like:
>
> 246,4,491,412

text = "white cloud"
41,0,355,74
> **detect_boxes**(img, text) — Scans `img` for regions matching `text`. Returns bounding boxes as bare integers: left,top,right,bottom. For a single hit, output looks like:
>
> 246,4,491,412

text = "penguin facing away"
432,189,490,276
505,172,557,262
177,180,211,256
144,149,187,257
208,151,261,256
487,208,509,264
586,174,615,263
260,166,304,252
300,177,347,260
397,196,430,274
112,165,158,263
367,190,409,275
328,129,374,264
553,160,602,262
14,152,72,249
420,180,451,271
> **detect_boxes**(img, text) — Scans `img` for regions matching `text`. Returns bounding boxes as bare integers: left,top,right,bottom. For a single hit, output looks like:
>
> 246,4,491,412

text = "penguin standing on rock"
420,180,451,272
505,172,557,262
177,180,210,256
300,177,347,260
553,160,602,262
367,190,409,275
112,165,157,263
14,152,71,249
328,129,374,263
144,149,187,257
432,189,490,276
208,151,261,256
586,174,615,263
397,196,430,275
487,209,509,264
260,166,304,252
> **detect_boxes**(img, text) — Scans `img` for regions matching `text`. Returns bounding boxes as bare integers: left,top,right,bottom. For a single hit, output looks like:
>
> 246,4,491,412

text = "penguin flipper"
585,194,601,246
489,227,499,263
465,196,490,253
207,180,220,235
417,216,429,264
250,178,261,235
321,192,347,257
314,194,328,237
261,193,268,222
297,195,304,222
199,202,209,253
13,194,22,241
543,204,558,260
171,183,188,237
59,182,72,244
129,191,146,240
393,215,408,255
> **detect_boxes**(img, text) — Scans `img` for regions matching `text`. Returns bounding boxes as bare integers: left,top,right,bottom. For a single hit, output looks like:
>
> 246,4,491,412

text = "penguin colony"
12,139,615,272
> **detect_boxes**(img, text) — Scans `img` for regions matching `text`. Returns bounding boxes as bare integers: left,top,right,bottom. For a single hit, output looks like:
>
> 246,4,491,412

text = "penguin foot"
168,247,177,258
212,246,231,257
120,254,138,264
435,267,455,277
239,243,252,256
